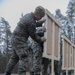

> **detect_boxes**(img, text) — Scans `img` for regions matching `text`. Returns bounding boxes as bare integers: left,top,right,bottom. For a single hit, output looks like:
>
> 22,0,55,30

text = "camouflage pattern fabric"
29,38,50,75
42,58,50,75
28,38,50,75
13,12,42,44
5,39,31,74
6,12,43,75
35,27,50,75
11,35,29,75
28,37,42,74
6,50,19,72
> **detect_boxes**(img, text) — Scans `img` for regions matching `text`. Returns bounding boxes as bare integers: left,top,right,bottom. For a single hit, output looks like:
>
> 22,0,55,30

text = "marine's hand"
42,27,46,32
39,19,46,24
41,37,46,42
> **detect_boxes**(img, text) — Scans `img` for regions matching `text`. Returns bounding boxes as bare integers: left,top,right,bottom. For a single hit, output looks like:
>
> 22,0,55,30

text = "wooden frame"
43,9,61,60
62,35,75,75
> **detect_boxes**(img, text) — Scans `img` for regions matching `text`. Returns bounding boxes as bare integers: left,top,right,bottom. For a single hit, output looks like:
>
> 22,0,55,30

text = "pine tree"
66,0,75,43
0,17,12,62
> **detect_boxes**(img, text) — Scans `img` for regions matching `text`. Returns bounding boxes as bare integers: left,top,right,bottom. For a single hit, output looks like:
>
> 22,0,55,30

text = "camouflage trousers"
6,36,43,75
6,51,29,75
10,36,29,75
42,58,50,75
6,51,19,72
30,41,43,74
6,36,50,75
29,36,50,75
6,46,49,75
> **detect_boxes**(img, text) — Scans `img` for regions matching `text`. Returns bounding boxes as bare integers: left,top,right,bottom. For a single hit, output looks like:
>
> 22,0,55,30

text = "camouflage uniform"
36,27,50,75
5,12,43,75
42,58,50,75
29,38,42,74
6,51,19,72
29,27,50,75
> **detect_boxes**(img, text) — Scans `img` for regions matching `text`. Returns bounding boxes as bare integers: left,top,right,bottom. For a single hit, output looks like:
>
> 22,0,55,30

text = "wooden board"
43,9,61,60
62,35,75,70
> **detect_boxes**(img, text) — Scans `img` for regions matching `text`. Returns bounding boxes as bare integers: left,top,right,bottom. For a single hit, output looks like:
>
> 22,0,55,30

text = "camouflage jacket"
28,26,44,50
12,12,42,43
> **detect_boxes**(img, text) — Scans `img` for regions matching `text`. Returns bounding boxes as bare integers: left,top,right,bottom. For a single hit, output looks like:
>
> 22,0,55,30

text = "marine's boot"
4,72,11,75
30,72,34,75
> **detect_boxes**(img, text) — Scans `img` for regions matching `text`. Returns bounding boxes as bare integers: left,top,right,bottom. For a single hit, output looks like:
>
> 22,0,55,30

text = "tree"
66,0,75,43
66,0,75,24
55,8,74,42
0,17,12,73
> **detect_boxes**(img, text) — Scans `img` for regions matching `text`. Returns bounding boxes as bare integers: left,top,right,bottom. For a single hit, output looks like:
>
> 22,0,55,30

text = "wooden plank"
45,9,61,27
68,43,70,68
54,23,59,57
46,16,53,55
62,35,75,71
64,40,67,68
43,9,61,60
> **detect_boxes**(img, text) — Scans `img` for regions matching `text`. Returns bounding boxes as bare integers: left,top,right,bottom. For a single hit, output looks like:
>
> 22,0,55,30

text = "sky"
0,0,70,32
